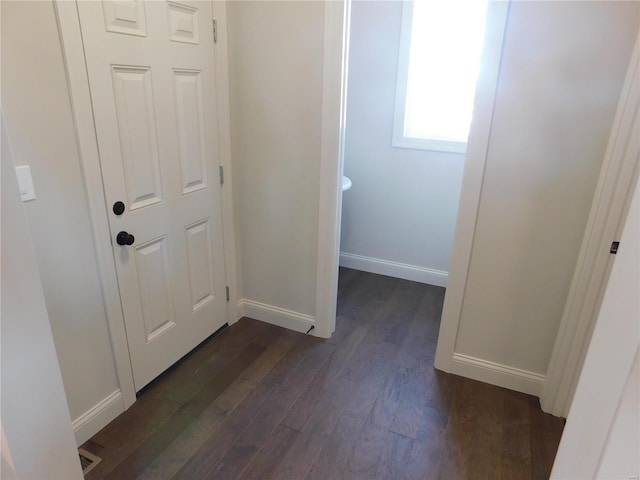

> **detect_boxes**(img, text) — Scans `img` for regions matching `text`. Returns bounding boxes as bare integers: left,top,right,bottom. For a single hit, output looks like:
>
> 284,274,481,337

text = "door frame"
432,0,511,373
53,0,240,409
541,32,640,417
550,174,640,478
314,0,512,349
314,0,350,338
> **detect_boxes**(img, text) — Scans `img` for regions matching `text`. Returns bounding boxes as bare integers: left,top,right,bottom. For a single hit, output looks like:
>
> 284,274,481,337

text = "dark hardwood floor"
82,268,564,479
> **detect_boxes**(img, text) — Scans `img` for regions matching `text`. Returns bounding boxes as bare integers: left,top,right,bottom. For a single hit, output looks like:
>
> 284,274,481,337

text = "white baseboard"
238,299,315,334
72,390,124,446
450,353,546,397
339,252,448,287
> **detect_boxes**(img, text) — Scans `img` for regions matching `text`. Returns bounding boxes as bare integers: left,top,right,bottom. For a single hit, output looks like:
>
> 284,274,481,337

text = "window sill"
392,136,467,154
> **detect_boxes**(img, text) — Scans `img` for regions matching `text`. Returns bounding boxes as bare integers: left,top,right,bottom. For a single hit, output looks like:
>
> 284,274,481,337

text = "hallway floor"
82,268,564,479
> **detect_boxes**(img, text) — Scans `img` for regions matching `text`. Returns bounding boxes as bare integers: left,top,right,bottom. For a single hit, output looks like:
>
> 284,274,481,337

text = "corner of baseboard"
339,252,448,287
237,298,315,334
72,390,124,446
450,353,546,397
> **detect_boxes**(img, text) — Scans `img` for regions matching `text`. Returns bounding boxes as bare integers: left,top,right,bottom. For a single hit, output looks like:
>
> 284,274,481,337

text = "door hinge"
219,165,224,185
212,19,218,44
225,286,230,302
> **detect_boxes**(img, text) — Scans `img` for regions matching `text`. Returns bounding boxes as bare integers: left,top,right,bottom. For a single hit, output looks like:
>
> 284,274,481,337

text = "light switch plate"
15,165,36,202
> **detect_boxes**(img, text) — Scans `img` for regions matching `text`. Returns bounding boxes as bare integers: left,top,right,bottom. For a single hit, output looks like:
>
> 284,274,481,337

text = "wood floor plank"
336,266,361,302
374,431,414,480
340,365,411,479
272,376,357,479
435,378,505,480
529,396,565,480
370,365,411,429
167,381,274,480
390,359,432,439
103,343,266,479
85,395,181,480
500,389,532,479
137,330,300,479
368,280,425,346
144,319,263,406
170,335,326,480
237,425,300,480
334,272,397,343
211,328,299,412
203,336,340,479
305,356,397,480
135,403,227,480
424,368,458,412
402,406,448,480
82,268,564,480
339,335,399,384
395,286,444,368
344,418,388,479
391,360,458,441
282,323,368,431
336,270,394,320
333,271,411,348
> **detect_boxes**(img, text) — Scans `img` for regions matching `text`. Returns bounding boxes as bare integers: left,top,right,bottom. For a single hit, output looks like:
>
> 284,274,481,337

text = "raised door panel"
173,69,207,194
103,0,147,36
167,1,200,44
111,65,164,210
185,219,216,312
134,236,175,343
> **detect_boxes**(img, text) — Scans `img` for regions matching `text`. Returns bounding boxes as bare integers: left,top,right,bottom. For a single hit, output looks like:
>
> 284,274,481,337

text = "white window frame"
392,0,469,154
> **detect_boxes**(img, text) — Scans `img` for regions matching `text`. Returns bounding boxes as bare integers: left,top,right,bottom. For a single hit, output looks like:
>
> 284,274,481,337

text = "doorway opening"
335,0,495,339
316,0,510,363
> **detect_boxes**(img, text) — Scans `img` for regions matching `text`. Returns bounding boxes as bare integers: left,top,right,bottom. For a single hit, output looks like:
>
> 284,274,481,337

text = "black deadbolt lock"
113,201,125,216
116,231,135,246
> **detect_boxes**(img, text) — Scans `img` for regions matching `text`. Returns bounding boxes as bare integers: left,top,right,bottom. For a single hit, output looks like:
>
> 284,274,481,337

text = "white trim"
392,0,488,155
212,1,241,326
541,33,640,418
53,0,136,409
392,1,467,155
433,1,511,373
72,390,124,446
315,0,350,339
392,1,466,155
550,175,640,479
451,354,545,397
238,299,315,335
392,0,459,154
392,0,412,150
393,136,467,154
339,252,448,287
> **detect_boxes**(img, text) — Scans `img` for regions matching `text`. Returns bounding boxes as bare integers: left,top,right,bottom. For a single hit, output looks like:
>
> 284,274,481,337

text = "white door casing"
431,1,511,372
541,32,640,417
77,0,228,390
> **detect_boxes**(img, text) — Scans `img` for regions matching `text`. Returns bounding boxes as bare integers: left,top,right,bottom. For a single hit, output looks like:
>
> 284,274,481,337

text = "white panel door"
77,0,227,390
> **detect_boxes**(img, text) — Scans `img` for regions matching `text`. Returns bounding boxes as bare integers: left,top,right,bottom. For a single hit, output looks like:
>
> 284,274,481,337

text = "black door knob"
116,231,135,246
113,201,125,215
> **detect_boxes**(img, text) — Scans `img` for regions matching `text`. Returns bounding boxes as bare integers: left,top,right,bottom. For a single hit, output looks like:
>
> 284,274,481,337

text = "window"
393,0,489,153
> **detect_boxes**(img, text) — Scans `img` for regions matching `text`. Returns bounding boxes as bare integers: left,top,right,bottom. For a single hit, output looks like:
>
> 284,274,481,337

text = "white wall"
1,115,83,480
340,1,464,286
227,1,325,327
1,1,119,427
453,1,639,376
551,174,640,480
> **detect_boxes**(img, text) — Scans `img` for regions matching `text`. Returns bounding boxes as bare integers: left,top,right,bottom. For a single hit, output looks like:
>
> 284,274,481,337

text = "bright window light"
393,0,489,153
